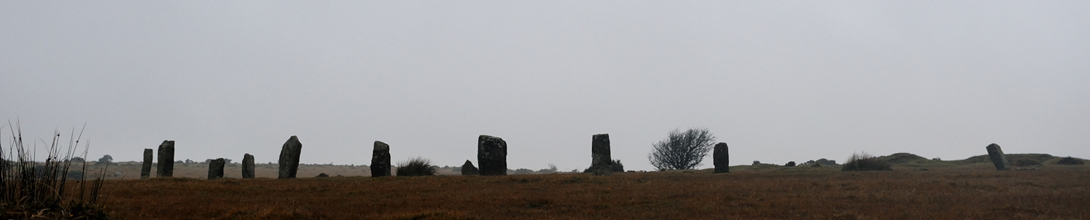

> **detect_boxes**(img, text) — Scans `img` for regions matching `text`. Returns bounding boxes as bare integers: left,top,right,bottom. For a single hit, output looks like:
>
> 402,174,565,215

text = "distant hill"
730,152,1090,172
870,152,1084,169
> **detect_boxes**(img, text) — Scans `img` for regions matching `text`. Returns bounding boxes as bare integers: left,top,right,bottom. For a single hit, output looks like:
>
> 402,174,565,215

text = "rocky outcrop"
477,135,507,176
156,140,175,177
371,141,391,177
985,143,1009,171
141,149,153,179
208,158,225,180
461,160,479,175
588,134,613,175
278,136,302,179
713,142,729,173
242,153,255,179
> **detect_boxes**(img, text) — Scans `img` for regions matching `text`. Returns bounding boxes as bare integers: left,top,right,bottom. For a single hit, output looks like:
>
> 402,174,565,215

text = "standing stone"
141,148,153,179
208,158,225,180
156,140,175,177
370,141,391,177
278,136,302,179
588,134,613,175
985,143,1009,171
477,135,507,176
713,142,729,173
461,160,479,175
241,153,255,179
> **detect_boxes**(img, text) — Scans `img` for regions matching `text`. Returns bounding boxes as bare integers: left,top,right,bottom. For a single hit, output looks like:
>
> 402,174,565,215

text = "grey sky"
2,1,1088,171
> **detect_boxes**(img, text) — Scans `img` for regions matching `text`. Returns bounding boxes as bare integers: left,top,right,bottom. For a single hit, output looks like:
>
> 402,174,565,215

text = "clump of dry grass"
395,157,436,176
842,152,892,171
1,123,111,219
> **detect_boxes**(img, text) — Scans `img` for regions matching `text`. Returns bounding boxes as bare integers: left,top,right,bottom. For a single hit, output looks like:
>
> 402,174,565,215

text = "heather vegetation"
96,163,1090,219
12,122,1088,219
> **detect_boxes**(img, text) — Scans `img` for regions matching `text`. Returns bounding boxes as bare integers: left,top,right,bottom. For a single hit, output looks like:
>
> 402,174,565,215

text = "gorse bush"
842,153,892,171
1,123,111,219
395,157,436,176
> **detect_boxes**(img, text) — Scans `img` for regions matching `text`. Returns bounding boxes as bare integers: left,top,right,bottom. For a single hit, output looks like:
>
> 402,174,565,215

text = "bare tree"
648,128,716,171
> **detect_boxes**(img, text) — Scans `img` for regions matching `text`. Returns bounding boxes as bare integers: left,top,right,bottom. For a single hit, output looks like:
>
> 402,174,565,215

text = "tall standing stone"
370,141,391,177
242,153,255,179
278,136,302,179
713,142,729,173
477,135,507,176
156,140,175,177
141,148,153,179
208,158,225,180
985,143,1009,171
461,160,479,175
588,134,613,175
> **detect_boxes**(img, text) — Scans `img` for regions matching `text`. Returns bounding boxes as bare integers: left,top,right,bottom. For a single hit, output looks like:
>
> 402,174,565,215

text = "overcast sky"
2,1,1088,171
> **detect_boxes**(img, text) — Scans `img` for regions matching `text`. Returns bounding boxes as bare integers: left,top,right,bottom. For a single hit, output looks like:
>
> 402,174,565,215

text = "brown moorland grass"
84,165,1090,220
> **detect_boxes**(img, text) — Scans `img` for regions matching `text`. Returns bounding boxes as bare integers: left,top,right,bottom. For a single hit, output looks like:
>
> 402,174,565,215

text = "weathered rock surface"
208,158,225,180
587,134,613,175
156,140,175,177
371,141,391,177
278,136,302,179
461,160,479,175
141,148,153,179
985,143,1009,171
714,142,729,173
242,153,255,179
477,135,507,176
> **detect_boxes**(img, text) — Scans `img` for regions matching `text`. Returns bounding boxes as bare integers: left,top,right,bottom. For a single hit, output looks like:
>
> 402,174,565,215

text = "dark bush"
842,153,892,171
395,157,436,176
1056,157,1085,165
611,160,624,172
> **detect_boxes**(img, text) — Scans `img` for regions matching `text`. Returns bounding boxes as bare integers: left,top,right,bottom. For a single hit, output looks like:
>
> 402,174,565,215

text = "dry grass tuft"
1,124,111,220
396,157,436,177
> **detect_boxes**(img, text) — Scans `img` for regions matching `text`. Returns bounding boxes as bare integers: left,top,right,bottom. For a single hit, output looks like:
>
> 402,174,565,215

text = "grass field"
85,160,1090,220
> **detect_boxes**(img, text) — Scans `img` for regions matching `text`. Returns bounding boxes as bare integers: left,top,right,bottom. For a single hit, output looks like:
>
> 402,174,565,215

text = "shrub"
611,160,624,172
395,157,436,176
582,160,624,174
842,153,892,171
1056,157,1085,165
